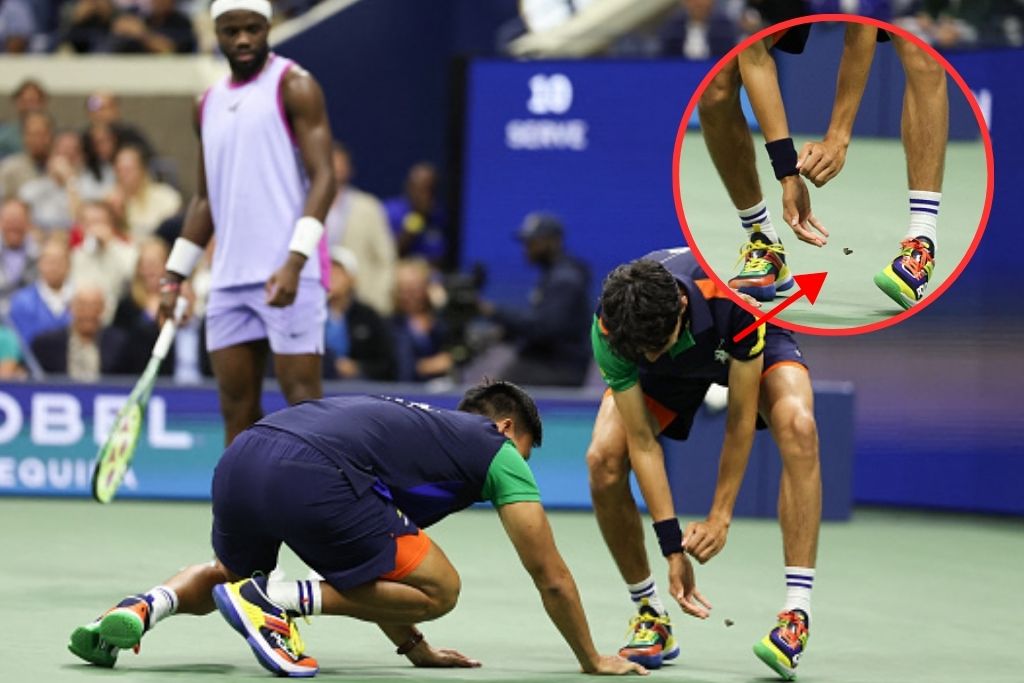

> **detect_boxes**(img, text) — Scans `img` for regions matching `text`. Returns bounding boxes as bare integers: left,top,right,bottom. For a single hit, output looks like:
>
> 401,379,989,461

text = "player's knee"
425,572,460,620
698,68,739,115
902,46,945,85
779,408,819,461
586,444,628,495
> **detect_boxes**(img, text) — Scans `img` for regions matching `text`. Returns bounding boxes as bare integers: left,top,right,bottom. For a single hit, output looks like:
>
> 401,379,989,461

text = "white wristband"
288,216,324,259
165,237,204,277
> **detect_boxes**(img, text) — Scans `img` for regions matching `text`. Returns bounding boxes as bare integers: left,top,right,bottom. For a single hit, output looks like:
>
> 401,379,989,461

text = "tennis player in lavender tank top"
158,0,336,445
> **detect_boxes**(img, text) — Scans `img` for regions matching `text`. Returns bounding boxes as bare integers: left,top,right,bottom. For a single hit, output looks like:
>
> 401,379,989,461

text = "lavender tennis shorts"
205,280,326,355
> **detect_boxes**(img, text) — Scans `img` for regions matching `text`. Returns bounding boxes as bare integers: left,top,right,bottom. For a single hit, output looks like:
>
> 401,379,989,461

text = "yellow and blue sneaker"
728,231,794,302
753,609,809,680
873,237,935,309
68,594,151,667
618,599,680,669
213,576,319,678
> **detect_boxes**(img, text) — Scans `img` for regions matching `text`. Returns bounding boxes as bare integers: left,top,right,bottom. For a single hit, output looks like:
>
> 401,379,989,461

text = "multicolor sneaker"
618,599,680,669
753,609,809,680
728,231,794,302
68,594,151,667
873,237,935,309
68,621,119,668
213,576,319,678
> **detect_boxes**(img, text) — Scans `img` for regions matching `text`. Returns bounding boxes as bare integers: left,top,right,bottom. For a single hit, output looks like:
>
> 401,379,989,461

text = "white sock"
738,200,779,242
627,575,667,616
144,585,178,626
783,567,814,619
267,579,323,617
907,190,940,249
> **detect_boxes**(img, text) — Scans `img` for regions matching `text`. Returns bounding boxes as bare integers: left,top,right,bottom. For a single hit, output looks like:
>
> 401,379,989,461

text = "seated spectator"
0,0,37,54
0,79,48,159
109,0,197,53
325,141,396,315
0,198,39,311
9,235,73,345
323,247,395,381
32,284,129,380
112,237,176,375
62,0,116,53
659,0,740,60
385,162,448,266
482,213,591,387
20,130,109,232
81,123,120,194
84,91,155,162
0,322,26,379
391,258,453,383
70,200,137,317
108,145,181,241
0,111,53,201
903,0,998,48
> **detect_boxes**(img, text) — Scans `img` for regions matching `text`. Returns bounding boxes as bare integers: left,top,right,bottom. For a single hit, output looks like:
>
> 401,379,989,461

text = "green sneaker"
68,622,118,668
753,609,809,680
873,237,935,309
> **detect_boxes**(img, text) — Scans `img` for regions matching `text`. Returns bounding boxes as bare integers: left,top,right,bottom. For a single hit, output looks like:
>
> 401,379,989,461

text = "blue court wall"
0,381,855,520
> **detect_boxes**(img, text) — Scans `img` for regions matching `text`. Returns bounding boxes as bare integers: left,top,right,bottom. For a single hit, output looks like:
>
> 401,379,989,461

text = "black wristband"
765,137,799,179
652,518,684,557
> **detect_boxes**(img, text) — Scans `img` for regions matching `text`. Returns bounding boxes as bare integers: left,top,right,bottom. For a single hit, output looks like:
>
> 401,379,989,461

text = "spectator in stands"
391,258,453,382
481,213,592,387
0,322,26,379
385,162,448,265
84,91,155,162
902,0,999,48
8,235,73,345
81,123,120,192
70,200,137,317
323,246,395,381
63,0,117,53
325,141,396,315
112,237,176,374
0,0,37,53
0,198,39,311
108,144,181,241
659,0,740,59
109,0,197,53
0,111,53,201
20,130,110,232
32,284,128,380
0,79,48,159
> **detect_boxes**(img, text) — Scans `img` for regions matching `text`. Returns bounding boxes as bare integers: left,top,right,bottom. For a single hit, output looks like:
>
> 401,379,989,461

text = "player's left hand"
406,642,481,668
781,175,829,247
667,552,711,619
683,517,730,563
265,260,302,307
798,139,848,187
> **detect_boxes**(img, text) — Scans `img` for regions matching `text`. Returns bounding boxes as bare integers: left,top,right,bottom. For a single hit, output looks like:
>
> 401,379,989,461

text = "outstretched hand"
667,553,712,619
781,175,828,247
406,642,481,668
585,654,649,676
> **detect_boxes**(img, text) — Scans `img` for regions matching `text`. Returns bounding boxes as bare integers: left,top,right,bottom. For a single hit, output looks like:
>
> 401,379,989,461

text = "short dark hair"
457,379,543,447
600,259,682,363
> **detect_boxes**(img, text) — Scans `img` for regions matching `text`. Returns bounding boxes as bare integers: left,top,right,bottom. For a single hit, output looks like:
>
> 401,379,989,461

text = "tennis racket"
91,299,187,504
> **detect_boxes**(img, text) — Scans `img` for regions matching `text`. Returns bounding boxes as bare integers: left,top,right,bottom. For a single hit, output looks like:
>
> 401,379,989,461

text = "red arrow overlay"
733,272,828,342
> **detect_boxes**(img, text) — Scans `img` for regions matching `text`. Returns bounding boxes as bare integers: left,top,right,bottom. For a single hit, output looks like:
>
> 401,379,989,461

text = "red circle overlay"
672,13,995,336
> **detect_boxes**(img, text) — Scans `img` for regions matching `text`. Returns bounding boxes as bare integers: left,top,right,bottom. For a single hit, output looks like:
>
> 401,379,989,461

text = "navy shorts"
211,426,419,591
638,325,806,441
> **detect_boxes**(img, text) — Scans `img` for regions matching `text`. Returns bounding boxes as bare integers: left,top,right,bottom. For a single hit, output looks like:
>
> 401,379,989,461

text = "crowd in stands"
0,77,595,388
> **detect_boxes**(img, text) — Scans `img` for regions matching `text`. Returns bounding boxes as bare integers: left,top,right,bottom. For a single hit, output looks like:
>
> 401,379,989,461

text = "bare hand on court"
798,139,848,187
684,517,729,563
781,175,829,247
265,257,303,307
406,642,481,668
668,553,711,619
585,654,649,675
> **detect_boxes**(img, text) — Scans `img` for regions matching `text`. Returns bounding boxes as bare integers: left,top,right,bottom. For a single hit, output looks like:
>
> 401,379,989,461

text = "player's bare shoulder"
280,65,326,109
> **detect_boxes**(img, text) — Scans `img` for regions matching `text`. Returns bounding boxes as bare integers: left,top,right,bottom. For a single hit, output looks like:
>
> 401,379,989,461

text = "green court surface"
678,131,987,329
8,498,1022,682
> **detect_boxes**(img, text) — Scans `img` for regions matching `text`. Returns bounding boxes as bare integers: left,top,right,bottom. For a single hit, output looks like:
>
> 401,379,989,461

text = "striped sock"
144,585,178,626
267,579,323,617
784,567,815,619
907,190,940,250
627,575,667,616
738,199,779,242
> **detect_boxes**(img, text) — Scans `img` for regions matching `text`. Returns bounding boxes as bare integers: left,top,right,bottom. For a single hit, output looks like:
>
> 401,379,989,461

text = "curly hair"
599,259,682,363
457,379,543,447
